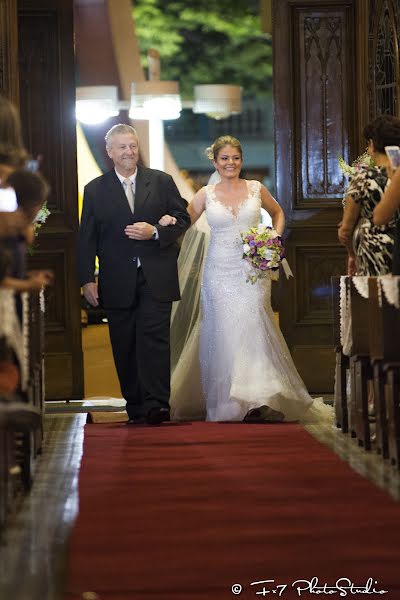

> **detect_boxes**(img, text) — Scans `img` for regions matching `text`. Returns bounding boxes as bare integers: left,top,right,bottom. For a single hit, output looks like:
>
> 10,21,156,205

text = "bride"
162,135,329,423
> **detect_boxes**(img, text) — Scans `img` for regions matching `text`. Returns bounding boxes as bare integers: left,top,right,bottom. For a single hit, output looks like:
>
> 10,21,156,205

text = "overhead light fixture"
75,52,242,170
129,80,181,120
75,85,119,125
193,84,242,120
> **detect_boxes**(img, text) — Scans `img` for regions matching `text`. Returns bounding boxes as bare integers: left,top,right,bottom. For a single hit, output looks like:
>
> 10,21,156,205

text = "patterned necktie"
123,178,134,213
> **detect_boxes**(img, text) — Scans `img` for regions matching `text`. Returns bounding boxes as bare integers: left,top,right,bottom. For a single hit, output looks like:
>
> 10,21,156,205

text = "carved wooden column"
368,0,400,118
0,0,18,101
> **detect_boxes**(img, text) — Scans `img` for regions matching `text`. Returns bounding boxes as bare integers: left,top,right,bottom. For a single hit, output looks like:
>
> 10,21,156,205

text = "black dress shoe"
126,416,146,425
146,407,170,425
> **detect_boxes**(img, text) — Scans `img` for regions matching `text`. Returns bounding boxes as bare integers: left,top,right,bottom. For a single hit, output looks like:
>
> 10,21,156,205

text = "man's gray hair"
105,124,138,148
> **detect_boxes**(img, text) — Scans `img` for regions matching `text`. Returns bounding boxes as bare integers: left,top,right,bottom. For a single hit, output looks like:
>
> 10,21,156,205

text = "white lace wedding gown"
170,180,330,423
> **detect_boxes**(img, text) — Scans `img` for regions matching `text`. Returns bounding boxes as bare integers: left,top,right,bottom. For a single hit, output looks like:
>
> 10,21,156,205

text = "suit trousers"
106,267,172,419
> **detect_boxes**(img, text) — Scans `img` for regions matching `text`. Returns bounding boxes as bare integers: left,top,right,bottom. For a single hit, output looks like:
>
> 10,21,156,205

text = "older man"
78,124,190,424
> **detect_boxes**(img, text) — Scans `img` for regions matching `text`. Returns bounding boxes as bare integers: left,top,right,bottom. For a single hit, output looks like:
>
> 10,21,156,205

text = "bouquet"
338,152,375,207
28,202,50,255
241,224,284,284
338,151,374,178
34,201,50,236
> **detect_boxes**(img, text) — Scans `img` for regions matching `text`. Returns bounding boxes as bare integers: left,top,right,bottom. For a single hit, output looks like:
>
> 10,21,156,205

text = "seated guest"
338,115,400,276
0,211,27,238
0,143,29,243
1,170,53,294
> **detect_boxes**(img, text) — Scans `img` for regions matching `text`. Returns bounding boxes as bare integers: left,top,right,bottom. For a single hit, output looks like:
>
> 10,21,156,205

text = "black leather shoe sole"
126,417,146,425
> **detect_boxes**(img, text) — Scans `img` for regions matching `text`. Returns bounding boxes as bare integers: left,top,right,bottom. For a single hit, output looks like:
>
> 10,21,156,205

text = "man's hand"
82,282,99,307
158,214,177,226
124,222,155,240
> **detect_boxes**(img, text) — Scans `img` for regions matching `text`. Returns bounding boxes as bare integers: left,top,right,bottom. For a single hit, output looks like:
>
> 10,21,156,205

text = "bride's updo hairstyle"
205,135,243,161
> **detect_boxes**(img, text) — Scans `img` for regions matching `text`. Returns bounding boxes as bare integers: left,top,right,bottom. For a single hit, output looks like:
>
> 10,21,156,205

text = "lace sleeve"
248,179,262,196
203,185,213,208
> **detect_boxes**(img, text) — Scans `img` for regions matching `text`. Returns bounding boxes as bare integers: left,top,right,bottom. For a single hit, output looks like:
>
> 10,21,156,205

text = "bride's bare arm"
159,188,206,227
260,185,285,236
187,187,207,225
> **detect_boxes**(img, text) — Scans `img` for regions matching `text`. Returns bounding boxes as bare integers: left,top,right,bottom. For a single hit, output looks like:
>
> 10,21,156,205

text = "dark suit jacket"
78,167,191,307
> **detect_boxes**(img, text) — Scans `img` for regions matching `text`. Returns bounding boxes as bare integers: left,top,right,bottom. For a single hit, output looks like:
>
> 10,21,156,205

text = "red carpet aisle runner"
64,423,400,600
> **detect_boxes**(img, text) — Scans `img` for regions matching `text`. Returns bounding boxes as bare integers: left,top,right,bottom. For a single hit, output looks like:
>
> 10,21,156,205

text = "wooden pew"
348,278,372,450
368,277,388,458
377,276,400,468
25,292,45,458
0,289,45,535
331,276,349,432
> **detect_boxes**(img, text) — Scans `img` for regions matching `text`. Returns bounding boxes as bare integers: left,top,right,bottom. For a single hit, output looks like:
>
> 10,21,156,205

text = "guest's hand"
27,269,53,283
82,282,99,307
158,214,177,226
24,224,36,246
124,222,155,240
25,270,53,291
338,225,351,245
347,256,357,276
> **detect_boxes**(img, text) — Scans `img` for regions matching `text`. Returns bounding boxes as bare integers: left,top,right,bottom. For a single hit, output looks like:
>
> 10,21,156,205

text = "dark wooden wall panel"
368,0,400,119
274,0,399,392
273,0,356,392
18,0,83,399
295,9,351,207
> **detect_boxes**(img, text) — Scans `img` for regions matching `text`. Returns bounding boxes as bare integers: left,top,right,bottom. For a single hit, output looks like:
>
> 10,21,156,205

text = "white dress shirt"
114,169,158,268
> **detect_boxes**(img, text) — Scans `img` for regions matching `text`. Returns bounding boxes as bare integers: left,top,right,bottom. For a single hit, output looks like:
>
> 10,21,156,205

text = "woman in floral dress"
338,115,400,275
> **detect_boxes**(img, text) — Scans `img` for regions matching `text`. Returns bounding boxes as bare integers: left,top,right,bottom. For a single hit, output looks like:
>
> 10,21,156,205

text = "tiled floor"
0,414,85,600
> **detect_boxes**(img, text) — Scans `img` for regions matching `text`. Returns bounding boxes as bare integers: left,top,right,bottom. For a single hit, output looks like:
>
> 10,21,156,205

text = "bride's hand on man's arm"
158,184,207,227
158,215,177,226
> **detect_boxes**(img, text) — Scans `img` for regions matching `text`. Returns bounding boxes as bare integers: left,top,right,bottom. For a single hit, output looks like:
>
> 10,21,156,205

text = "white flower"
257,223,265,234
243,243,251,254
264,249,275,260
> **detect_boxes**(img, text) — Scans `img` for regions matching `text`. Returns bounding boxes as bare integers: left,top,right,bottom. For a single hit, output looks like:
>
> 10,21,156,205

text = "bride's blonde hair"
205,135,243,160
